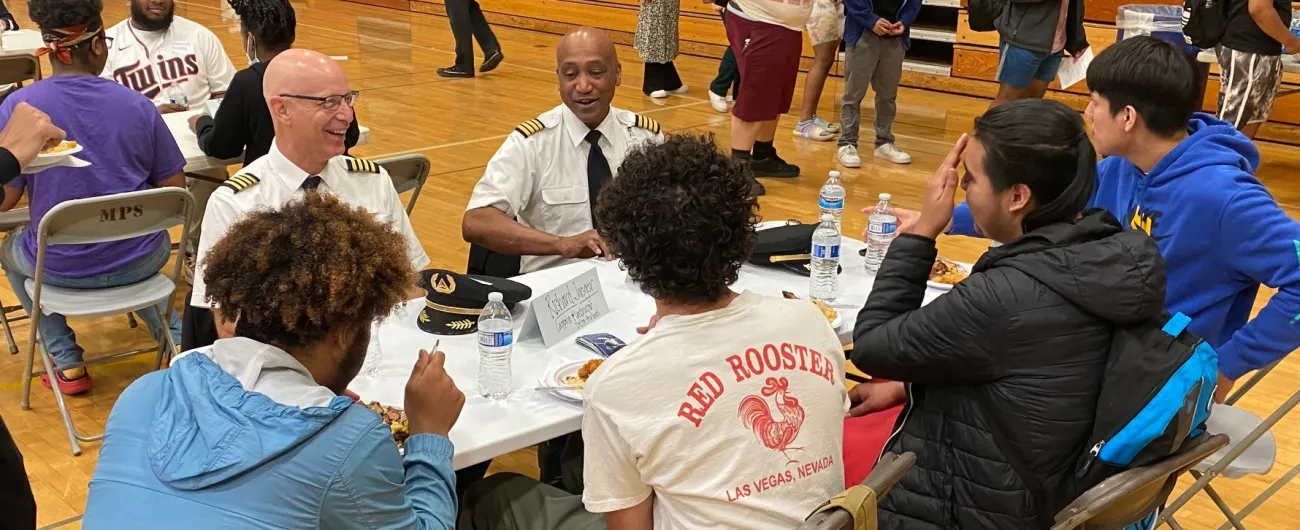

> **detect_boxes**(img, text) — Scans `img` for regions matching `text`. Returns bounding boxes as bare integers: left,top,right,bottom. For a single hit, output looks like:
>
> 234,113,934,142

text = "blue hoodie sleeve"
844,0,881,34
1214,186,1300,380
320,426,457,530
898,0,922,27
949,202,979,237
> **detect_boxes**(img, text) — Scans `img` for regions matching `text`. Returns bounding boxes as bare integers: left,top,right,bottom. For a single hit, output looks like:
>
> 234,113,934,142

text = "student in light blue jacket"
83,193,463,530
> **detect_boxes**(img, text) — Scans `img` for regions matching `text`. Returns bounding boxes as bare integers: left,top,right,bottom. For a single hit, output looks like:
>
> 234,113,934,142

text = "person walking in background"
837,0,917,166
1215,0,1299,138
989,0,1087,108
0,0,18,30
724,0,815,189
638,0,687,98
438,0,505,78
792,0,844,141
708,0,740,113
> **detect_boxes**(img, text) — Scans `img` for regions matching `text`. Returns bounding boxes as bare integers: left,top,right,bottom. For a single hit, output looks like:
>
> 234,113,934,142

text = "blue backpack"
1074,312,1218,488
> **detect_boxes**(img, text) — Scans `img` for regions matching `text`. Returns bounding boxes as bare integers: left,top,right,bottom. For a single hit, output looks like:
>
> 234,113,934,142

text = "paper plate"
927,261,972,292
544,359,595,403
35,142,82,162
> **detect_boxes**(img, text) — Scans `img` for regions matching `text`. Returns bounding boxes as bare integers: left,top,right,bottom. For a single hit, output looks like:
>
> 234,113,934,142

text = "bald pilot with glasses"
181,49,429,350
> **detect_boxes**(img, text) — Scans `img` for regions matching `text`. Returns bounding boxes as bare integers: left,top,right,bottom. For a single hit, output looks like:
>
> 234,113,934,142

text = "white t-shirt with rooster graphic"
582,291,849,529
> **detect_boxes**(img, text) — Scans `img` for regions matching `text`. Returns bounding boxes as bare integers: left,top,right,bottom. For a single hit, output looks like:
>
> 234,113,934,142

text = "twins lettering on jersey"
113,55,199,99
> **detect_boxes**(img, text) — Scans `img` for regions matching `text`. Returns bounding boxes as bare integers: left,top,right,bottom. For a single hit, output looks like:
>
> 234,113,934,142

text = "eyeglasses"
278,90,360,111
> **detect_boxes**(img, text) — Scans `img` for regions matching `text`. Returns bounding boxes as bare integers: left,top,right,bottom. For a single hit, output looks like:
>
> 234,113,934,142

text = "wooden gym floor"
3,0,1300,528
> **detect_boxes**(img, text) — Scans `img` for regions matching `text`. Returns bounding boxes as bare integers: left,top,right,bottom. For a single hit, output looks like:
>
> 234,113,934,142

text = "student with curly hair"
0,0,185,395
84,194,464,529
460,136,848,530
190,0,359,166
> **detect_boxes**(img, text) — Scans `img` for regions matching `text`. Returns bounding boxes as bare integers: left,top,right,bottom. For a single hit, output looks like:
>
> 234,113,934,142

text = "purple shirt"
2,75,185,278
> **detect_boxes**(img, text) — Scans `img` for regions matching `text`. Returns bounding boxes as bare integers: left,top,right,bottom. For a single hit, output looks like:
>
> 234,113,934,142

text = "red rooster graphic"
738,377,806,464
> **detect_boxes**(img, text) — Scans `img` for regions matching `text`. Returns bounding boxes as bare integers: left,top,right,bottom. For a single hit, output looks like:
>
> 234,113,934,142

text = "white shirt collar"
561,104,619,150
177,337,338,409
268,140,335,192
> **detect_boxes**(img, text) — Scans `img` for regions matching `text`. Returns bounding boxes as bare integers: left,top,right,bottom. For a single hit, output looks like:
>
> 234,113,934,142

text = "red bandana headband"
35,23,103,65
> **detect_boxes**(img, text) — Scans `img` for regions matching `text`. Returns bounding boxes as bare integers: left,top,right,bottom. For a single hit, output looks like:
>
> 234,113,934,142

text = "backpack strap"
1162,312,1192,337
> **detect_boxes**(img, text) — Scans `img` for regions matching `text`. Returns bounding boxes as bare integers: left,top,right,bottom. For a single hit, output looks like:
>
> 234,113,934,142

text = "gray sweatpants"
839,31,905,149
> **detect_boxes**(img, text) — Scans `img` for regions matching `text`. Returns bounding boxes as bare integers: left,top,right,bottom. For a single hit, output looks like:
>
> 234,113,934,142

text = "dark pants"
642,61,683,94
710,47,741,98
445,0,501,69
459,473,605,530
181,292,218,352
0,415,36,530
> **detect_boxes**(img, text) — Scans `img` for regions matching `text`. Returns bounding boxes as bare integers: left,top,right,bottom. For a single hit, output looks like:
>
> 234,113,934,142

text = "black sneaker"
750,155,800,179
480,51,504,73
749,178,766,197
437,65,475,78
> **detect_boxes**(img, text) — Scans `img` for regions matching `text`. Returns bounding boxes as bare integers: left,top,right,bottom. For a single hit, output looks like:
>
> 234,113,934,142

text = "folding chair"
798,452,917,530
1158,362,1299,529
0,54,41,85
19,188,194,456
375,154,430,214
1051,433,1228,530
0,207,30,354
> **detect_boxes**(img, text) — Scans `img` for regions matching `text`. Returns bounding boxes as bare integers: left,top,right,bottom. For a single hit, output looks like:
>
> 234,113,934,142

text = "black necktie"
301,175,323,191
585,130,612,215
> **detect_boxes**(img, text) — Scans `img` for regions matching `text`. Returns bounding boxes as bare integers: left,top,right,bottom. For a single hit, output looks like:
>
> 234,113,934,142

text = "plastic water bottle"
165,84,188,108
809,213,841,303
818,171,846,230
477,292,513,400
864,193,899,275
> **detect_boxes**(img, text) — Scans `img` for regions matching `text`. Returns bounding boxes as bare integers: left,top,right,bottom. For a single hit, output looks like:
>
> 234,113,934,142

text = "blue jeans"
0,227,182,367
995,41,1063,90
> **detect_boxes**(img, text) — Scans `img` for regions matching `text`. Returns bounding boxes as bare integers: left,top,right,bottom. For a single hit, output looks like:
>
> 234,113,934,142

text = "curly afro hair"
202,193,416,349
229,0,296,50
28,0,103,30
595,134,759,305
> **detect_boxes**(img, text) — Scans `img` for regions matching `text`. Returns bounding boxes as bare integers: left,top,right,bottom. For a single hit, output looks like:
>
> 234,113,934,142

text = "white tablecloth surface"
1197,49,1300,74
348,233,955,470
164,109,372,173
0,30,42,57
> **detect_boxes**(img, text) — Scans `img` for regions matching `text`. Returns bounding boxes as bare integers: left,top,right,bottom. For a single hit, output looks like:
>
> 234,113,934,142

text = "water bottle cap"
488,292,503,302
879,193,891,201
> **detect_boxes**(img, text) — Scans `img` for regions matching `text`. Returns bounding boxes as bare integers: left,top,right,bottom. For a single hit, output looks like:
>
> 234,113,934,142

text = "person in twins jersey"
101,0,237,280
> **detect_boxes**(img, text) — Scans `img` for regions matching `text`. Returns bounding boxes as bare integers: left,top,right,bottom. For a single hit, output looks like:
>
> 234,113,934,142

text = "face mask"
245,35,258,65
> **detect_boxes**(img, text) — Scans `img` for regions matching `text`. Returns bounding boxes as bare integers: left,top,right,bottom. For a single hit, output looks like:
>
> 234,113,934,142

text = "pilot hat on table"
748,222,842,277
417,269,532,335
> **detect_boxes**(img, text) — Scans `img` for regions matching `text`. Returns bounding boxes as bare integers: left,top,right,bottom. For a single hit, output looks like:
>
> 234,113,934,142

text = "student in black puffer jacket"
848,99,1166,530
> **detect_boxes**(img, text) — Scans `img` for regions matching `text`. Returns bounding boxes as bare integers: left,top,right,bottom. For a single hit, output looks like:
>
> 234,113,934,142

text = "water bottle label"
869,221,897,235
818,197,844,210
811,244,840,259
478,330,513,348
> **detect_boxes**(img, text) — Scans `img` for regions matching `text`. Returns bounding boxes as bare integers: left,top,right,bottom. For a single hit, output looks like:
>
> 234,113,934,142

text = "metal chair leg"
0,302,16,355
20,309,38,411
1201,482,1247,530
1159,389,1300,525
126,313,138,329
1165,516,1184,530
35,337,82,455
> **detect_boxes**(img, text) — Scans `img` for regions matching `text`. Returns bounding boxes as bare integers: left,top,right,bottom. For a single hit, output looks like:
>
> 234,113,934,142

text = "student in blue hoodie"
937,36,1300,398
83,193,463,529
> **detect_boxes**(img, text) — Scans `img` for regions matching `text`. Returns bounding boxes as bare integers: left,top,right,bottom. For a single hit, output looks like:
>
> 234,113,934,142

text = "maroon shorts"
724,13,803,122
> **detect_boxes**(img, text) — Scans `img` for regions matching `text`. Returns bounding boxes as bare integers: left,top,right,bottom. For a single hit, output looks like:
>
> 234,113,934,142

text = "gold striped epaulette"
634,114,661,134
220,173,260,193
515,118,546,138
344,157,380,174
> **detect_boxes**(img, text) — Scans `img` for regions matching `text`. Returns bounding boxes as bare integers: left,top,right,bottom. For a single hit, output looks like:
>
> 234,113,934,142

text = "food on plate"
782,291,838,323
40,140,77,154
563,359,605,389
364,401,410,448
930,258,970,286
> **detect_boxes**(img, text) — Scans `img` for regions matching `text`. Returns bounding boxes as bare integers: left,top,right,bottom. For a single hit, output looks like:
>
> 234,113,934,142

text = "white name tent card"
520,266,611,348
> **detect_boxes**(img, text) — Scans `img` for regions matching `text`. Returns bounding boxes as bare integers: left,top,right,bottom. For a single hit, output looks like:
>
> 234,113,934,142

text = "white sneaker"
874,143,912,164
837,145,862,168
649,90,669,98
709,91,730,113
672,85,689,94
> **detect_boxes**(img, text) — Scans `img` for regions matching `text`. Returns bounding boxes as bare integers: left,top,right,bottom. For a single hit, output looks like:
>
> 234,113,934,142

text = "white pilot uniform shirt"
190,141,431,309
466,104,664,273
